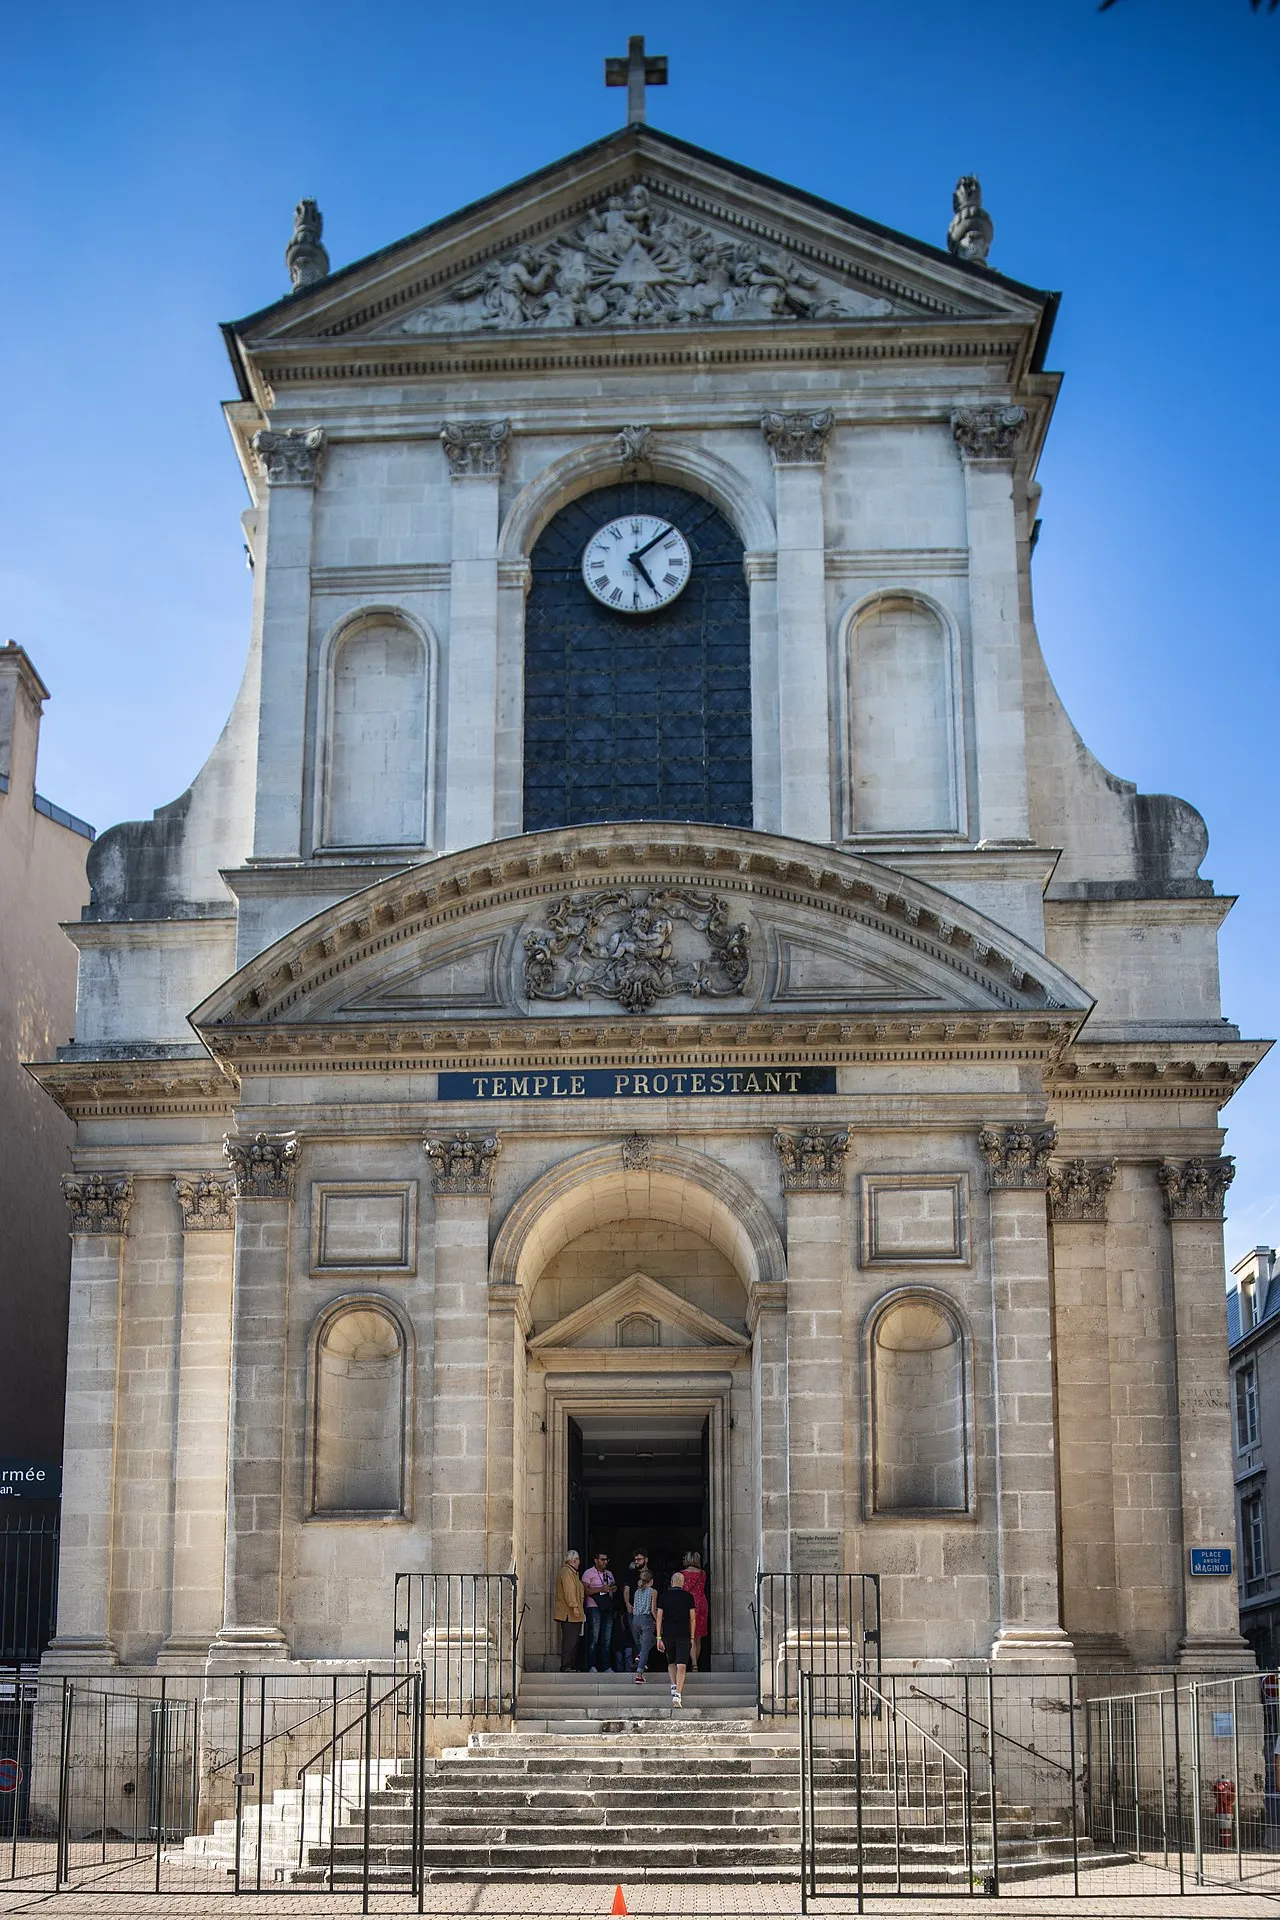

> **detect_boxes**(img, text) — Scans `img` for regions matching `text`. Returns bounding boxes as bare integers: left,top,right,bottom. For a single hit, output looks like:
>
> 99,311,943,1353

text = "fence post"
962,1672,974,1894
1232,1674,1243,1880
891,1677,902,1895
1158,1688,1169,1868
255,1674,266,1894
361,1669,372,1917
799,1670,809,1914
1191,1681,1203,1888
1173,1678,1185,1896
416,1668,426,1914
154,1676,167,1895
855,1671,865,1916
986,1668,999,1897
56,1677,71,1889
1068,1671,1079,1896
755,1572,763,1718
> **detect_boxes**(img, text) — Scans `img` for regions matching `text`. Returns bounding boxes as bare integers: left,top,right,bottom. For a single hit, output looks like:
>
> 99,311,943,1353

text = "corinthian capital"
1158,1156,1234,1222
223,1132,298,1201
251,426,326,486
951,405,1026,464
761,409,834,467
424,1132,501,1195
174,1173,237,1231
773,1126,849,1192
441,419,512,479
979,1123,1056,1191
1047,1158,1117,1224
62,1174,133,1235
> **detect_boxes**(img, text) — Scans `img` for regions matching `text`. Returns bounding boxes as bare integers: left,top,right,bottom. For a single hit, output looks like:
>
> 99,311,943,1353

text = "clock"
582,514,692,614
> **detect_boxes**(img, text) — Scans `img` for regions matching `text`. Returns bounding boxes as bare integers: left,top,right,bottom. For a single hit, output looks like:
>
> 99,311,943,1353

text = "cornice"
25,1056,238,1123
1045,1038,1269,1105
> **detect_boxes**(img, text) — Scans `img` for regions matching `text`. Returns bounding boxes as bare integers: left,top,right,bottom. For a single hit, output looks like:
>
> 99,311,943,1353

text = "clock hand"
633,524,674,561
628,552,658,594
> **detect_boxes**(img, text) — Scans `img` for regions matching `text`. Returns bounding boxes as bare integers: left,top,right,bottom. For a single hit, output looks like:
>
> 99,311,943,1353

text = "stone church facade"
34,124,1266,1681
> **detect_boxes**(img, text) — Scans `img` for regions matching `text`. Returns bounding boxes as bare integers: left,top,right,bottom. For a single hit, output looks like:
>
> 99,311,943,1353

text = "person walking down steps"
629,1568,657,1683
554,1549,585,1672
656,1569,696,1708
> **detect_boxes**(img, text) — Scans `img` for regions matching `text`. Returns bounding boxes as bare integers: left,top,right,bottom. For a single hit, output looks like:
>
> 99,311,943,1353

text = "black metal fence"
755,1571,881,1716
0,1506,58,1664
391,1573,519,1715
798,1666,1280,1908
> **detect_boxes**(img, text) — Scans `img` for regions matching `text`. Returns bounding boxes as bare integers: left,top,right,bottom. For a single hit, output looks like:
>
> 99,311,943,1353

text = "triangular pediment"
226,127,1048,381
528,1272,750,1353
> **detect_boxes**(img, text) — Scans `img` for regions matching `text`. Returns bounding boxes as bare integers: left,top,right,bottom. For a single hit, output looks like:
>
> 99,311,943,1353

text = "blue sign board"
0,1460,61,1500
437,1065,837,1102
1189,1547,1233,1577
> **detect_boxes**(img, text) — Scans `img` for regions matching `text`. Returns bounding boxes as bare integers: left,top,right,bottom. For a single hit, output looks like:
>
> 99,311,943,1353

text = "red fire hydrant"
1213,1777,1236,1849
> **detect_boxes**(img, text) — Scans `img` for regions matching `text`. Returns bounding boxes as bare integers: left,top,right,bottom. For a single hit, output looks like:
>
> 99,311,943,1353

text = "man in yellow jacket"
554,1549,585,1672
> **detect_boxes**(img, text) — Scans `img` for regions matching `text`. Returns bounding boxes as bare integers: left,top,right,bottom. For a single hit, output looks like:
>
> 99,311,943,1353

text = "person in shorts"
655,1570,696,1707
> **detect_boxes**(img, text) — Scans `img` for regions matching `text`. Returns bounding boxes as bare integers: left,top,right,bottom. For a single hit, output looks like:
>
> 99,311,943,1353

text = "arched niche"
867,1290,971,1515
316,610,433,850
310,1297,411,1516
842,592,962,838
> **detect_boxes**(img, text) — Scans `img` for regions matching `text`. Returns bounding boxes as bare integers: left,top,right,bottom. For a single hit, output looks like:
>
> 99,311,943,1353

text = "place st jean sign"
438,1065,836,1101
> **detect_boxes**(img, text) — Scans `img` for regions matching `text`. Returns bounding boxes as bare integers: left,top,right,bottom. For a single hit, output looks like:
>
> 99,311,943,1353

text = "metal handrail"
206,1682,368,1778
296,1673,413,1781
908,1681,1071,1775
863,1678,970,1783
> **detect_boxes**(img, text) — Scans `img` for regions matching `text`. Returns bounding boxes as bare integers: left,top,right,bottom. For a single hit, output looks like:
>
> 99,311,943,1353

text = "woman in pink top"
682,1551,709,1671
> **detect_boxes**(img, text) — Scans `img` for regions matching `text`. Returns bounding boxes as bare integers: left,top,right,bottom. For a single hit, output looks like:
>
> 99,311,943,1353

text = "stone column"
49,1176,132,1662
743,552,782,835
211,1133,297,1662
485,1286,526,1576
775,1127,850,1562
951,407,1031,846
442,421,510,851
424,1132,501,1571
162,1175,235,1661
1159,1157,1251,1668
762,411,833,844
249,426,325,860
1047,1158,1129,1663
748,1283,790,1573
980,1125,1074,1664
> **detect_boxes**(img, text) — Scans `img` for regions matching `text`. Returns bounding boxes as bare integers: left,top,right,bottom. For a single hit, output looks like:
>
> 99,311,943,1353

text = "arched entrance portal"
490,1144,786,1672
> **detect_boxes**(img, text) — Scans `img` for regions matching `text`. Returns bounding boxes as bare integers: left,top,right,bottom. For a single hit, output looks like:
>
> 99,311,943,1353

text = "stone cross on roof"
605,34,668,125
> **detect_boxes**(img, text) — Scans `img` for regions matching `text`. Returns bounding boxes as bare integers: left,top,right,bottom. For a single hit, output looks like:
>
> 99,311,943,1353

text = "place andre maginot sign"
438,1065,838,1102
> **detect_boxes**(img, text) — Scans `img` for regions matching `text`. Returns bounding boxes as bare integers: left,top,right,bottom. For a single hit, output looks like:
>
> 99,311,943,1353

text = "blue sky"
4,0,1277,1260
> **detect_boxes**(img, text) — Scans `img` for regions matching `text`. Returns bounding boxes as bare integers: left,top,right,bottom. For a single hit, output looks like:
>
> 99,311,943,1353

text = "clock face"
582,515,692,614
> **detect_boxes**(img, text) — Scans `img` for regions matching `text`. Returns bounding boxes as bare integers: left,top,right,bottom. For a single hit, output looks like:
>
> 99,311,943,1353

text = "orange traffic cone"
610,1889,628,1916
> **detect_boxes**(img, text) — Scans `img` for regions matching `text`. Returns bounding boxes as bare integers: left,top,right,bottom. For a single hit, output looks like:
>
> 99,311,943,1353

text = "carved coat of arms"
523,889,750,1013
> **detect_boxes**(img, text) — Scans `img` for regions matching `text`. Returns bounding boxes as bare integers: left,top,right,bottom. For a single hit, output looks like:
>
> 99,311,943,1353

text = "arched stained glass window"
523,483,752,831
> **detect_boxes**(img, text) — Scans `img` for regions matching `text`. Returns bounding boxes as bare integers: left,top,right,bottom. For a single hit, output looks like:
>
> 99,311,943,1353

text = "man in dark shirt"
655,1570,696,1707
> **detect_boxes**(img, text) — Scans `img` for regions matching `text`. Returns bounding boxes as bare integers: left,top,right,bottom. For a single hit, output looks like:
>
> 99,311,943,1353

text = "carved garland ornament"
174,1174,237,1231
979,1124,1057,1191
1158,1156,1235,1222
251,426,326,486
424,1132,501,1195
224,1132,298,1201
62,1174,133,1235
1047,1159,1117,1224
398,183,894,336
773,1127,850,1192
523,888,750,1014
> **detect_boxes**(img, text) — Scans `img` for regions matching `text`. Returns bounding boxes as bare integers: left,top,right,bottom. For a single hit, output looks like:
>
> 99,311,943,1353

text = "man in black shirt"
655,1570,696,1707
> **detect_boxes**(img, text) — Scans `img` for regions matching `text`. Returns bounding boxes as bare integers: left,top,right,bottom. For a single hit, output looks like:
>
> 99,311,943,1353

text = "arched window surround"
863,1287,975,1520
312,607,437,855
306,1293,414,1522
836,589,968,844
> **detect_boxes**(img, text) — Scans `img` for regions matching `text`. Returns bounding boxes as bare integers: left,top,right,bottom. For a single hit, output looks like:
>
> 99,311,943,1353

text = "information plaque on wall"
1189,1547,1233,1577
792,1532,843,1575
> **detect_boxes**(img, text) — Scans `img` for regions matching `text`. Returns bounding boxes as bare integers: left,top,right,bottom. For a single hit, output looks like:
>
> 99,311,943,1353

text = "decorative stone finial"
251,426,326,487
286,198,330,292
441,420,512,479
773,1127,850,1192
424,1132,501,1195
947,176,993,265
615,425,653,466
950,405,1027,465
223,1132,298,1201
979,1124,1056,1191
1047,1159,1117,1224
1157,1157,1235,1222
62,1174,133,1235
174,1173,237,1231
761,409,834,467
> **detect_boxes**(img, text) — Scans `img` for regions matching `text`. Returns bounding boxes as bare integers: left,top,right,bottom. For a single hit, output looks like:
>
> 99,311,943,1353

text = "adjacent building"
1229,1247,1280,1669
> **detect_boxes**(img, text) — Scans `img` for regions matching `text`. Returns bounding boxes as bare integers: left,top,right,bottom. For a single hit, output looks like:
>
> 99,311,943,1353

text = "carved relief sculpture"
620,1133,653,1171
424,1132,501,1196
174,1173,237,1231
946,176,993,265
950,406,1027,465
285,198,330,292
761,409,835,466
251,426,326,487
224,1132,298,1201
61,1174,133,1235
400,184,894,335
979,1124,1057,1190
524,888,750,1013
1047,1158,1117,1224
441,419,512,479
773,1127,850,1192
615,425,653,465
1158,1156,1235,1222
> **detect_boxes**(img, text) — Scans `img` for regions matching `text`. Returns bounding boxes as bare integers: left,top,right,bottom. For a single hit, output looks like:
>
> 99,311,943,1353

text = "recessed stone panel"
860,1175,968,1266
311,1183,418,1275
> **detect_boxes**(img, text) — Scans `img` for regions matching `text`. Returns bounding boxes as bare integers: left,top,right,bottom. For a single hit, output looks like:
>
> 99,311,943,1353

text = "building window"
312,1302,408,1516
1241,1280,1258,1332
1236,1363,1259,1450
1242,1489,1267,1589
869,1292,969,1514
